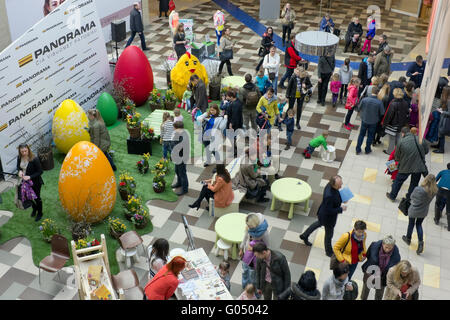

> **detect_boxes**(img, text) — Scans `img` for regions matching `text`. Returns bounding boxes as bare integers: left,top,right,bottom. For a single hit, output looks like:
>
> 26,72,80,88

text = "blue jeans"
215,29,223,46
272,75,278,95
348,263,358,280
286,130,293,146
163,141,173,159
175,163,188,192
356,122,377,153
241,262,256,289
126,31,147,50
389,172,422,200
406,217,424,242
279,68,294,87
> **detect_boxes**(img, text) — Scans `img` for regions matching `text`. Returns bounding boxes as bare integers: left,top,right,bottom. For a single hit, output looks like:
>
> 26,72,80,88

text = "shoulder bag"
413,135,429,178
329,232,351,270
219,48,233,61
398,197,410,216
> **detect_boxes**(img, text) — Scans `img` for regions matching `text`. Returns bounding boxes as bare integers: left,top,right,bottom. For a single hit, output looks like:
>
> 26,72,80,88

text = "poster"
5,0,140,43
0,0,112,174
179,18,194,52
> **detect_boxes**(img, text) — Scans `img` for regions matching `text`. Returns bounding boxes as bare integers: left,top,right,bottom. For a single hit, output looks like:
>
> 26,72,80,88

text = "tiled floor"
0,0,448,300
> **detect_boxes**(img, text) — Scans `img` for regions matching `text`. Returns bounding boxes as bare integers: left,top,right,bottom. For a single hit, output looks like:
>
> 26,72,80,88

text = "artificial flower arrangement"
152,172,166,192
153,158,170,175
118,171,136,195
124,194,142,214
75,237,100,250
131,206,150,228
126,112,141,128
149,89,162,105
141,122,155,140
107,217,127,234
164,88,177,103
121,98,136,118
137,153,151,174
39,218,61,242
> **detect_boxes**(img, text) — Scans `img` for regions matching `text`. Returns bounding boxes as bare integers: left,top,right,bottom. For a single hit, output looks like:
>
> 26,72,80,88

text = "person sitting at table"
144,255,186,300
188,163,234,211
233,148,269,202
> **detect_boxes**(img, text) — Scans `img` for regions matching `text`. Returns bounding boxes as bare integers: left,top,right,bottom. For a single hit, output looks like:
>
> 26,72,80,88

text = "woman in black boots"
17,143,44,221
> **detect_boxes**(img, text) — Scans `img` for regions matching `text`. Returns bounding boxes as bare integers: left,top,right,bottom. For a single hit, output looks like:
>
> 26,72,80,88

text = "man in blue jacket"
435,163,450,230
299,175,346,257
125,2,149,51
406,55,426,88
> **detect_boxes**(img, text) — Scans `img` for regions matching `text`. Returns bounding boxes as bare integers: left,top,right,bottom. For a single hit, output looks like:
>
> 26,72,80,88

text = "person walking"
240,74,261,131
253,242,291,300
286,68,312,129
332,220,368,280
256,27,275,72
374,45,393,77
382,88,410,155
406,55,426,88
17,144,44,222
361,235,401,300
435,163,450,229
218,28,234,76
125,2,149,51
358,53,375,96
338,58,353,104
355,86,385,154
383,260,420,300
317,54,336,106
386,127,429,202
343,77,361,130
87,109,116,171
280,3,296,47
173,23,187,60
262,46,281,95
224,90,243,131
299,175,346,257
402,174,438,255
278,35,302,89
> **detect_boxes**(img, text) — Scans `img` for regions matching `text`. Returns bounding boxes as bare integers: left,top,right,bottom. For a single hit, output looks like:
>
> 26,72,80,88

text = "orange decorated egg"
58,141,116,223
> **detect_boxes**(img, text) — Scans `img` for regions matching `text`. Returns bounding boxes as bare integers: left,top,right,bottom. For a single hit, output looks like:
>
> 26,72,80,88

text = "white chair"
214,239,232,261
321,145,336,163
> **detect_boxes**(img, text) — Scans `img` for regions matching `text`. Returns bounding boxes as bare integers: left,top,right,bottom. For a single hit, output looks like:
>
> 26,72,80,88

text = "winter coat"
319,17,335,32
366,19,376,39
345,84,359,110
226,99,243,130
262,53,281,77
406,61,426,88
234,163,267,192
239,82,261,109
388,80,405,103
218,36,233,53
208,176,234,208
286,75,312,99
395,133,429,174
374,51,393,76
88,119,111,153
158,0,169,12
382,98,410,130
358,57,374,87
357,96,385,125
318,55,335,76
260,32,274,55
16,156,44,188
284,41,302,69
281,7,296,26
322,275,348,300
361,240,401,287
345,22,363,42
409,103,419,128
129,8,143,32
438,111,450,136
339,65,353,85
240,212,270,250
384,267,420,300
255,250,291,297
385,148,399,180
278,282,321,300
425,110,440,142
191,79,208,112
317,183,343,228
144,264,178,300
173,32,187,58
333,231,367,265
408,186,435,219
256,95,278,126
376,41,388,55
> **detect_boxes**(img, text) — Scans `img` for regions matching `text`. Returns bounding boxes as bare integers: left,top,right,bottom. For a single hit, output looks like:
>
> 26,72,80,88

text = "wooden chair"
39,234,70,285
111,269,144,300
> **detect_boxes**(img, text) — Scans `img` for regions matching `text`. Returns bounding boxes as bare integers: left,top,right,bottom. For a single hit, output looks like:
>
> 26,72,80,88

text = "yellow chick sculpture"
170,52,209,100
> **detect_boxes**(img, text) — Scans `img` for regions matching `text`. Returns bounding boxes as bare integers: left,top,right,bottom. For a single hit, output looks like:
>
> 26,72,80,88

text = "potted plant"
136,153,151,174
75,237,101,256
131,207,149,229
152,173,166,193
123,194,142,221
126,112,141,139
153,158,170,176
121,99,136,121
118,171,136,201
70,220,92,242
39,218,61,242
107,217,127,239
149,89,162,111
141,122,155,140
163,89,177,110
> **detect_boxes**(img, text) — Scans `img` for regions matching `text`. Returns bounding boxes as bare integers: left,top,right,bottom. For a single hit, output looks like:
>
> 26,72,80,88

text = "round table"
295,31,339,57
270,177,312,219
214,212,247,260
221,76,246,89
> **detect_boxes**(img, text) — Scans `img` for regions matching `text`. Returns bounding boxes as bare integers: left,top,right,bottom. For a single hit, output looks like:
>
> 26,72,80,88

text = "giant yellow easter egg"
59,141,116,223
52,99,90,154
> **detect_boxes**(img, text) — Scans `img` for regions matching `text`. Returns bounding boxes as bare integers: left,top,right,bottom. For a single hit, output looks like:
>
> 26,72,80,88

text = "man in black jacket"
317,54,336,106
358,53,375,96
125,2,149,51
225,90,243,130
375,35,388,55
253,243,291,300
299,175,346,257
189,75,209,112
360,235,401,300
344,18,363,53
388,76,407,103
171,121,190,196
406,55,426,88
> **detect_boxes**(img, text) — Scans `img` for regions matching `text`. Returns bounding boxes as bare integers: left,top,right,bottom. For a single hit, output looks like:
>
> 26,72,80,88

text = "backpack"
246,89,259,108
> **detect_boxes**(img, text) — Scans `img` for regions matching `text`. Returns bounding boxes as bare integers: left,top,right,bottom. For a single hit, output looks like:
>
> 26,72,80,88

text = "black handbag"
288,21,294,29
257,46,265,57
398,197,410,216
219,49,233,61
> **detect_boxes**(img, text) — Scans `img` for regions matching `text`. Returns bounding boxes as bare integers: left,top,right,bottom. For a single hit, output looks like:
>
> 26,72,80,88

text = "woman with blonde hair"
239,213,270,258
373,83,390,145
173,23,187,60
384,260,420,300
402,174,438,254
87,109,116,171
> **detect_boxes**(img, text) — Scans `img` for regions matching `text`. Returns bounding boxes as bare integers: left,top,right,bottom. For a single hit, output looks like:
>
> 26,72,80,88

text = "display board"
5,0,140,43
179,18,194,53
0,0,112,174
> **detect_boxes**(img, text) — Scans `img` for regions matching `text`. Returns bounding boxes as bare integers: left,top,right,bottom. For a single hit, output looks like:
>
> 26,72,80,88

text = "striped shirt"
161,121,175,141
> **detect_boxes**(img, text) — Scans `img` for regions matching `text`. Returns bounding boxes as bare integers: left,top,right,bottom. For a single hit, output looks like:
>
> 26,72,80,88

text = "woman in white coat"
262,46,280,95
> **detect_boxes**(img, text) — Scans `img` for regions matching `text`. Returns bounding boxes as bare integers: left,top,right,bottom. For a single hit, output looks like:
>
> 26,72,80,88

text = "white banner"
0,0,112,174
5,0,139,43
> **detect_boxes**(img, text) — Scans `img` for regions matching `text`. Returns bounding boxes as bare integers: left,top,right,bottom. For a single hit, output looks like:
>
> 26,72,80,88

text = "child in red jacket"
344,77,361,130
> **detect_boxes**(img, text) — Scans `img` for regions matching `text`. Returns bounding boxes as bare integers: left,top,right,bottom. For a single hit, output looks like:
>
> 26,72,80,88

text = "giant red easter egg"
114,46,154,106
